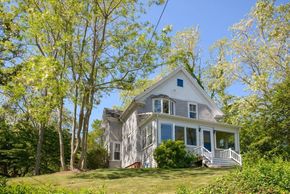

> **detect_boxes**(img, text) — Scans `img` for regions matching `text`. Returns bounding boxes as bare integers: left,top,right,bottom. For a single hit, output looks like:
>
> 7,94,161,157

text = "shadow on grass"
70,167,227,180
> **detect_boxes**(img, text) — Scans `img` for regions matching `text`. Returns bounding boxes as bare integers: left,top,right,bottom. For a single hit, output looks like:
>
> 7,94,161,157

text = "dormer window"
153,98,175,115
188,103,198,119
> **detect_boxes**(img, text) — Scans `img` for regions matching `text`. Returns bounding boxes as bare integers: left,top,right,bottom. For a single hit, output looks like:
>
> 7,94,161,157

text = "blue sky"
90,0,287,124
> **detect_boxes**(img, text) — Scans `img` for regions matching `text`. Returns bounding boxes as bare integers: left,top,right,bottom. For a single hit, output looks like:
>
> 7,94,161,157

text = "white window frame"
152,98,175,115
188,102,198,119
112,142,121,161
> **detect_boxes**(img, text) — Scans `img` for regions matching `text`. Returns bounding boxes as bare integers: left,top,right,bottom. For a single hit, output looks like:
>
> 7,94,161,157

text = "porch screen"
216,131,235,150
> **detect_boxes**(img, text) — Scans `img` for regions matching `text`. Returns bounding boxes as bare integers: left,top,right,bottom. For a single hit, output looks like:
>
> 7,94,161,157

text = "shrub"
0,183,106,194
153,140,197,168
195,158,290,194
87,145,109,169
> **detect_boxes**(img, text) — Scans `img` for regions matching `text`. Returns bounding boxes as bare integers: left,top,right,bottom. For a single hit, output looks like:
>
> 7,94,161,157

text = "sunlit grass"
9,168,231,194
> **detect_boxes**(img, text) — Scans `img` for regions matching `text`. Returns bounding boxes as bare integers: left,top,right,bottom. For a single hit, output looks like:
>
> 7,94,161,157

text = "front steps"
203,157,239,168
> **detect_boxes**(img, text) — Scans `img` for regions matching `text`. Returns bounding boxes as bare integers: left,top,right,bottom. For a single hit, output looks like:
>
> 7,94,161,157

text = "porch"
155,114,242,167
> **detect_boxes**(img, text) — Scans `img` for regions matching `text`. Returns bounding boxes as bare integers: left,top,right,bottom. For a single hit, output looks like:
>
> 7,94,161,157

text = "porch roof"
138,112,240,130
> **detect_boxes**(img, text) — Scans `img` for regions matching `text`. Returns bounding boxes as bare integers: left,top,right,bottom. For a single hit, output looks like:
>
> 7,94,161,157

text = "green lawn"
9,168,230,194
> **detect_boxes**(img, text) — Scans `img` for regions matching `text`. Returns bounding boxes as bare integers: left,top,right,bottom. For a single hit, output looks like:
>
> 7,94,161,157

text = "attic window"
177,79,183,87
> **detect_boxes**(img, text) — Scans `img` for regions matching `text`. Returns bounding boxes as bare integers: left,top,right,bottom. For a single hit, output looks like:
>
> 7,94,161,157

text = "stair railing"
229,148,242,165
193,146,213,164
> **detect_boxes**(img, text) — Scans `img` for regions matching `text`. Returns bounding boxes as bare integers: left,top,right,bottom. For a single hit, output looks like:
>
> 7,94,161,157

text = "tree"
0,3,23,86
86,119,109,169
3,0,171,172
60,0,171,170
208,1,289,157
205,39,235,122
166,26,204,88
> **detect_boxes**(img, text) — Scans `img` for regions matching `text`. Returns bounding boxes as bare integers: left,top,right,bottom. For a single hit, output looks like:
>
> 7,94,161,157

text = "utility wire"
140,0,169,64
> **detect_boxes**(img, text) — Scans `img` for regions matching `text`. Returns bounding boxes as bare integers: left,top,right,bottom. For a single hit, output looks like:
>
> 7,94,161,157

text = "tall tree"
207,0,289,157
166,26,204,88
62,0,170,170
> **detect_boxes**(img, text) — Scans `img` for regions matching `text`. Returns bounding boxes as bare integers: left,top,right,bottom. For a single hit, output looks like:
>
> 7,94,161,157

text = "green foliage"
87,121,109,169
0,183,104,194
0,119,71,177
153,140,197,168
196,158,290,194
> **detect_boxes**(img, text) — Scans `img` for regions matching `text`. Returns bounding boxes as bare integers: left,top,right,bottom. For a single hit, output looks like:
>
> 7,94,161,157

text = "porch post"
235,130,239,152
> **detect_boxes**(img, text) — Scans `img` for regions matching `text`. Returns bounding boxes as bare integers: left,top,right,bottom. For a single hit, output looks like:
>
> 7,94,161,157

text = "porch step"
204,157,239,168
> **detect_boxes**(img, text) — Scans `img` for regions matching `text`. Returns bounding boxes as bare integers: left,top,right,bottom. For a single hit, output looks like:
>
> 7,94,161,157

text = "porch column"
235,130,240,152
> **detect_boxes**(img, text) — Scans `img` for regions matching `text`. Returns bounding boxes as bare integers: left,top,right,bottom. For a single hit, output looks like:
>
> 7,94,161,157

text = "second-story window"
153,98,175,115
188,103,198,119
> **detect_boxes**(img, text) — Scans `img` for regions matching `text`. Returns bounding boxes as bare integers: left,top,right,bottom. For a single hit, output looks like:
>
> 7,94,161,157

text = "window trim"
188,102,198,119
152,98,175,115
112,142,121,161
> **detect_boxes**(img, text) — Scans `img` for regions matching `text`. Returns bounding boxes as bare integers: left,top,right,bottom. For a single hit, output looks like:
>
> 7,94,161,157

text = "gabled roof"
120,66,224,120
135,66,224,115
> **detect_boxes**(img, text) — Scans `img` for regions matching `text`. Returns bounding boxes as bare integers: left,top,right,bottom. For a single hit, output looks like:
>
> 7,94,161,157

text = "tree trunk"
79,89,94,170
34,124,45,175
71,91,86,170
70,86,78,170
58,99,66,171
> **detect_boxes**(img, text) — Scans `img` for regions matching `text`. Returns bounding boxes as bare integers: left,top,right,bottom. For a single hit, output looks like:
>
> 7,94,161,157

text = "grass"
9,168,231,194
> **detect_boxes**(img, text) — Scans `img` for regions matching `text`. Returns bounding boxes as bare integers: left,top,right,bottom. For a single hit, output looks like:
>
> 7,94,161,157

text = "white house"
101,66,242,168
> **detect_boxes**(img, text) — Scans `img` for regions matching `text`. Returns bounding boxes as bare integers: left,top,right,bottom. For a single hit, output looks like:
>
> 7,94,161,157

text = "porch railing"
218,148,242,165
192,146,213,164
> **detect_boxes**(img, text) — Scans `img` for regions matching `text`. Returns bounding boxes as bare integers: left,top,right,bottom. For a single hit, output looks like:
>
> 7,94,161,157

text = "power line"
140,0,169,64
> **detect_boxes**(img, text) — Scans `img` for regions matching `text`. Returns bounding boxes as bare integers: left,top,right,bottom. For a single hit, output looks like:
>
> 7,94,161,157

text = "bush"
0,183,107,194
195,158,290,194
153,140,198,168
87,145,109,169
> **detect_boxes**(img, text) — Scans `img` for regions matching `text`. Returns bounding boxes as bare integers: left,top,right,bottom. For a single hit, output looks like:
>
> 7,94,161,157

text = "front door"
201,128,213,152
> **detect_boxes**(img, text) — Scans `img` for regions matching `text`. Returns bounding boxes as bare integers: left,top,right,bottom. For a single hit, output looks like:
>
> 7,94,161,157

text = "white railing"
229,148,242,165
218,148,242,166
192,146,213,164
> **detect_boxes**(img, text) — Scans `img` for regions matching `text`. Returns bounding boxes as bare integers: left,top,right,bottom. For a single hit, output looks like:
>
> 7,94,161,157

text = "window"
147,124,153,145
160,123,172,142
216,131,235,150
175,126,185,141
154,99,161,113
153,98,175,115
170,101,175,115
113,143,121,160
186,127,197,146
142,127,146,148
142,123,153,148
188,103,197,119
177,79,183,87
163,99,169,114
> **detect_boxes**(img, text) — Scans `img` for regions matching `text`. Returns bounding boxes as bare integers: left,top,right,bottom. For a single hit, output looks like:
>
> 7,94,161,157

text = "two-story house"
101,66,242,168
